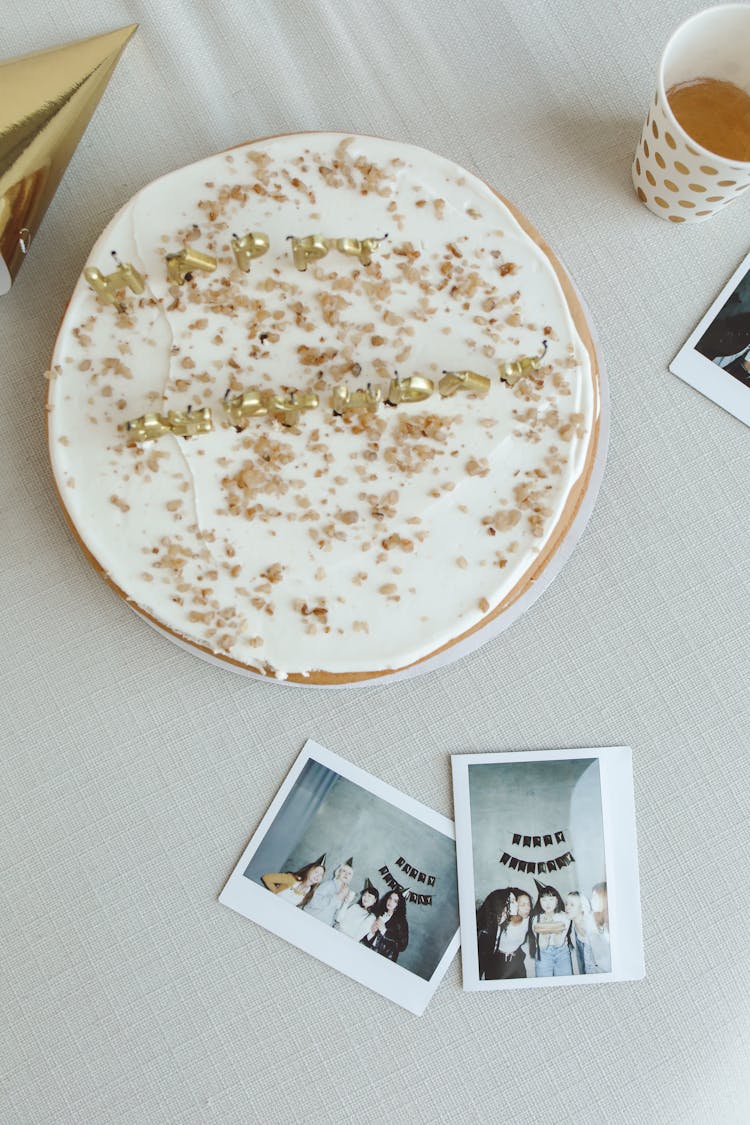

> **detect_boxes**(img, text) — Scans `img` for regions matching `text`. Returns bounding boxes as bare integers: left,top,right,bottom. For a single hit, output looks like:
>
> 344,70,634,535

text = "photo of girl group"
261,857,410,962
452,748,644,990
220,741,461,1014
476,880,610,980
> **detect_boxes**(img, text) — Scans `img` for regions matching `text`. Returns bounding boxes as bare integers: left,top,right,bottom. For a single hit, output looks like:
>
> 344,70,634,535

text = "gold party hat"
0,24,137,294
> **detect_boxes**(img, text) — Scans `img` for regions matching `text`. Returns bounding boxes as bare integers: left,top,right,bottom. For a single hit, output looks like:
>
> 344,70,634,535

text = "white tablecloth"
1,2,748,1122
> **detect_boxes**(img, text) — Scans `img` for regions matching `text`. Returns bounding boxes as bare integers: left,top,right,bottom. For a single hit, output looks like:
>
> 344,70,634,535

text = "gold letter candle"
167,406,213,437
165,247,217,285
331,383,382,414
290,234,329,271
84,258,144,306
335,236,383,266
266,390,319,426
125,412,171,443
438,370,491,397
385,374,434,405
231,231,269,271
223,389,269,426
499,341,548,387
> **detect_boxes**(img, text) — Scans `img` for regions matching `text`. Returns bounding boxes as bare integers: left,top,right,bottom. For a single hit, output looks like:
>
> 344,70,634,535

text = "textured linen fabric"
1,1,749,1122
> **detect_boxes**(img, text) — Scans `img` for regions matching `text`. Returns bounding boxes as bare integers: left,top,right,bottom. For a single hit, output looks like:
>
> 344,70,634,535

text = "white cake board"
133,277,609,689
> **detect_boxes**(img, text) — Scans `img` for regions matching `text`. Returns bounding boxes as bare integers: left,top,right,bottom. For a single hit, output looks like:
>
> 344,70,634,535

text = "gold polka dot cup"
633,5,750,223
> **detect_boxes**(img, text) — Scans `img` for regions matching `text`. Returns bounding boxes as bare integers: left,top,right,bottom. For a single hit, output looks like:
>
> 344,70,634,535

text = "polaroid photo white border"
452,747,644,991
220,740,460,1015
670,249,750,428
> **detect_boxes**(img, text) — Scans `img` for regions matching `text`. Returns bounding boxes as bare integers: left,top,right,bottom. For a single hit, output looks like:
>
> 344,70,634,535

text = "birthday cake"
47,133,600,683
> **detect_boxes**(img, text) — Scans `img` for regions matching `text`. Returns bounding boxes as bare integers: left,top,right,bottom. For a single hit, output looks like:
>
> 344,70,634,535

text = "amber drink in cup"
633,5,750,222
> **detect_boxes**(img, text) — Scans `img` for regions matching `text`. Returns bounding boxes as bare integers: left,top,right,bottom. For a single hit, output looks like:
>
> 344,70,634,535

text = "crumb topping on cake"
48,133,598,679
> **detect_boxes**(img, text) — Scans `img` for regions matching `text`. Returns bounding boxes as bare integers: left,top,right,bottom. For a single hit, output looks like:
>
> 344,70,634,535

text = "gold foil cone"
0,24,137,294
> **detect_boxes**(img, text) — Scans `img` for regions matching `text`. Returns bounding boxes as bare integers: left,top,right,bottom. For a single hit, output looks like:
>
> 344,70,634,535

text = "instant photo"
452,747,644,991
671,249,750,427
220,740,460,1015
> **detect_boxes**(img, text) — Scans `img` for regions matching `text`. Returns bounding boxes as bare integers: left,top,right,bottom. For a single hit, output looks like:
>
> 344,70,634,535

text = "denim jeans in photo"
535,943,573,977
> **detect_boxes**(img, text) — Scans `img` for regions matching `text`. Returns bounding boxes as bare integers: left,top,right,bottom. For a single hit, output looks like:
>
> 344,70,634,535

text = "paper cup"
633,5,750,222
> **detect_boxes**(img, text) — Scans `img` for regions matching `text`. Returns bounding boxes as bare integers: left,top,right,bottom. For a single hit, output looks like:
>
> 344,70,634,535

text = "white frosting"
48,133,598,679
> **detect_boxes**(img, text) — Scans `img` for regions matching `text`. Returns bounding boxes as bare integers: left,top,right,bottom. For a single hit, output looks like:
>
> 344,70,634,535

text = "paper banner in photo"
452,747,645,992
220,740,460,1015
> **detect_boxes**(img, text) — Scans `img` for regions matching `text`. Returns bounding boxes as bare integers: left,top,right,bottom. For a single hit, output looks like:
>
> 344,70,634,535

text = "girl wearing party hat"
530,880,572,977
361,890,409,963
261,854,327,909
305,857,356,926
335,877,381,941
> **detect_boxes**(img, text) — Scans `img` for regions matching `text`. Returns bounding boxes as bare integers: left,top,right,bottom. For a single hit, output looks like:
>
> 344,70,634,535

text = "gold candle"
125,406,213,442
231,231,269,271
84,258,144,306
165,247,217,285
167,406,213,437
499,340,549,387
385,374,434,405
335,236,383,267
438,370,491,398
125,412,171,442
331,383,382,414
223,389,268,426
266,390,319,426
331,385,350,416
290,234,329,271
